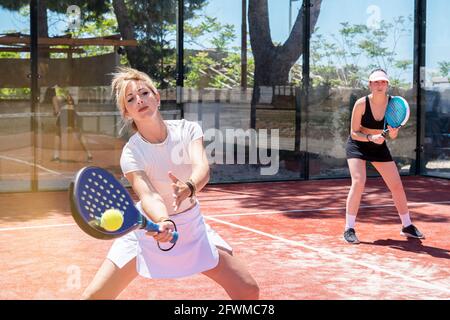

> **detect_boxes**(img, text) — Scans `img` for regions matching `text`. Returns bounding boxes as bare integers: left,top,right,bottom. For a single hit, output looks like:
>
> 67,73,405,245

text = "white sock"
399,212,412,227
345,214,357,230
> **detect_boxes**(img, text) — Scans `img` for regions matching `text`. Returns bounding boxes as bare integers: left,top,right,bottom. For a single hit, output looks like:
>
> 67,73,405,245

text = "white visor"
369,70,389,83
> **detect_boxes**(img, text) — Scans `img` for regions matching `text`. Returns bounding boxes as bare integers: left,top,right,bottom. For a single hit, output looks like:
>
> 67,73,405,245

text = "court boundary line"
0,223,76,232
0,200,449,232
1,203,448,295
0,155,63,176
205,215,450,295
205,200,450,218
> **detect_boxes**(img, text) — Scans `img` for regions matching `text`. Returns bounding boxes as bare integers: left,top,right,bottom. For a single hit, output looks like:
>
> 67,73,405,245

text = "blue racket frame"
382,96,410,137
70,166,178,246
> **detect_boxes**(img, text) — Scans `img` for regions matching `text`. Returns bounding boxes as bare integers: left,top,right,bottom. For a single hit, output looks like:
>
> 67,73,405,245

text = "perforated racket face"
72,167,141,238
385,96,410,128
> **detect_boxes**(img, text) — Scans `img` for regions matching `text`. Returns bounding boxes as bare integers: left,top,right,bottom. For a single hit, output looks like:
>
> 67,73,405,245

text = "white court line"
207,201,450,218
2,204,450,294
0,155,63,176
1,200,449,232
205,215,450,295
0,223,75,232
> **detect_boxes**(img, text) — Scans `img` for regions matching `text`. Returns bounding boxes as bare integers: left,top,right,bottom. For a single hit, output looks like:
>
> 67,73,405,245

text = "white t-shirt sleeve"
120,142,145,175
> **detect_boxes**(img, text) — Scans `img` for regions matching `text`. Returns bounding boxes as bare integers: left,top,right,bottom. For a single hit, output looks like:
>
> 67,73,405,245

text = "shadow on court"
203,176,450,226
0,176,448,225
361,238,450,260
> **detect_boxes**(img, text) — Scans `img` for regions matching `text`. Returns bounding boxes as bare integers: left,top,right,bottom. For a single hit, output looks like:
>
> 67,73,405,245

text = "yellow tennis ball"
100,209,124,232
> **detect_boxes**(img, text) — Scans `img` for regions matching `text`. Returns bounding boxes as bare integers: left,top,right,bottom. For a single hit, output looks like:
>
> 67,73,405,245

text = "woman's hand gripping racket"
381,96,410,138
69,166,179,251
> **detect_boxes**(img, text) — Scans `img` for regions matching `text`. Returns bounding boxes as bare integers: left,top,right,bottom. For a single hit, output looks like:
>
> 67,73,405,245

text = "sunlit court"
0,0,449,301
0,176,449,299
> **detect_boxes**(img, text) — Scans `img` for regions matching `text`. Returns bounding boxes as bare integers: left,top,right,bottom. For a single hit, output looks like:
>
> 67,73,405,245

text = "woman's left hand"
387,125,399,139
168,171,190,212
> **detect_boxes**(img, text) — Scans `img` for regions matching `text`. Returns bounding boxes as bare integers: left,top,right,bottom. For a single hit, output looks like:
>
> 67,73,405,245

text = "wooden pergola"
0,33,138,55
0,33,138,87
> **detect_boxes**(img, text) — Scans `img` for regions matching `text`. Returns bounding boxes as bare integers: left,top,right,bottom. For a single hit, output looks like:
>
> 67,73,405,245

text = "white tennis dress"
106,119,232,279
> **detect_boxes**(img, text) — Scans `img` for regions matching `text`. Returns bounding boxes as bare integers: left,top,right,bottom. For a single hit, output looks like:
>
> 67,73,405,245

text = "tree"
248,0,322,87
248,0,322,129
310,15,414,88
0,1,110,58
112,0,207,87
182,12,253,89
437,61,450,79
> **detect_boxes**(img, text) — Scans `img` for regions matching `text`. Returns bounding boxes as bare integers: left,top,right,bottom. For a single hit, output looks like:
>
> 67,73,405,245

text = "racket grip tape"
143,218,179,244
381,129,388,138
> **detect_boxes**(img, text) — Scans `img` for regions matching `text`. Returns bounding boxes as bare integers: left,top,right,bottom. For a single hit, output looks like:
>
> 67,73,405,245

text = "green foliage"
185,52,215,87
311,15,414,89
119,0,207,87
184,11,254,89
0,52,20,59
0,1,111,29
186,15,237,52
0,0,248,91
0,87,31,99
438,61,450,78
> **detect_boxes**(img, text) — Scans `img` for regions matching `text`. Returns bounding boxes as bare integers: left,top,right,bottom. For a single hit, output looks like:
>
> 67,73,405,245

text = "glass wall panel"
183,0,305,183
310,0,415,178
0,1,445,192
0,4,32,191
421,0,450,178
35,1,178,190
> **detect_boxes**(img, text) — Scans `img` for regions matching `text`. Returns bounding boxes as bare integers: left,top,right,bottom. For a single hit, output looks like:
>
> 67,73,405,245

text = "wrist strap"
157,219,177,252
185,179,197,198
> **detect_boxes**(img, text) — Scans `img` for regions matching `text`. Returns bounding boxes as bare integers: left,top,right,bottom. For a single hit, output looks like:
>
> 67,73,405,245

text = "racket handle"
381,129,389,138
143,219,179,244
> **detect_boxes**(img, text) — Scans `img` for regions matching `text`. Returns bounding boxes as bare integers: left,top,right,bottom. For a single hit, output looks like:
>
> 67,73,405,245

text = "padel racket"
381,96,410,137
70,166,178,251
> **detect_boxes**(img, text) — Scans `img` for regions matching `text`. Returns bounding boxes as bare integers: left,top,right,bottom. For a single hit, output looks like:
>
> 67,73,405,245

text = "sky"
0,0,448,80
203,0,448,77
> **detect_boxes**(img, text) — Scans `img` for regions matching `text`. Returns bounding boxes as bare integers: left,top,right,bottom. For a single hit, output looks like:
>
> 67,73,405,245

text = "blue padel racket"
381,96,410,138
69,166,179,251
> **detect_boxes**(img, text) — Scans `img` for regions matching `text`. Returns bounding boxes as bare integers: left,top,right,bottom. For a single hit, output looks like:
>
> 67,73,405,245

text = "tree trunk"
112,0,139,68
249,0,322,87
248,0,322,127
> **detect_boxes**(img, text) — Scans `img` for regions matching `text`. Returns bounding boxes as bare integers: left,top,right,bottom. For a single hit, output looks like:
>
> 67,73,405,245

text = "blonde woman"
81,67,259,300
344,69,424,244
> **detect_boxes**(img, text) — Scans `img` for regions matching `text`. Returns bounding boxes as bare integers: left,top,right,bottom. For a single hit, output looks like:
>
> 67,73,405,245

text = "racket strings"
79,171,130,221
386,100,407,128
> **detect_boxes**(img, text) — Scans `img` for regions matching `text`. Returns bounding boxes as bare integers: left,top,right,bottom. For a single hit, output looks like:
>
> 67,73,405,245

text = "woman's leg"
52,121,61,161
371,161,408,214
202,249,259,300
74,131,93,161
346,159,367,215
344,159,367,243
346,159,367,219
81,258,138,300
371,161,423,238
52,134,61,160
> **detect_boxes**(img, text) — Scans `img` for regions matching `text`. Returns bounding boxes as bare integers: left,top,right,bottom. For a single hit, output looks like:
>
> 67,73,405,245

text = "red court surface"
0,176,449,300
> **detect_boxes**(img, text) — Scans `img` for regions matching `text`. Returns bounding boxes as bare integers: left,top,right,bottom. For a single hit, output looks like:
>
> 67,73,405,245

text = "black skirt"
345,136,393,162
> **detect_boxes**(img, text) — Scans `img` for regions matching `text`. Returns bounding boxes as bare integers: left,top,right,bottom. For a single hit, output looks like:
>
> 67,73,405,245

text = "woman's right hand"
146,220,176,243
369,134,385,145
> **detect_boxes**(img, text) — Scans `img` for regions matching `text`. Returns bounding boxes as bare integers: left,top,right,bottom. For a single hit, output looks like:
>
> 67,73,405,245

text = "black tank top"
361,96,388,130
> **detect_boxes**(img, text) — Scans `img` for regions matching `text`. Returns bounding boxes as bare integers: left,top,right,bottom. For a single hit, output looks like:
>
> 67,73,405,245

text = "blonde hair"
111,66,158,134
